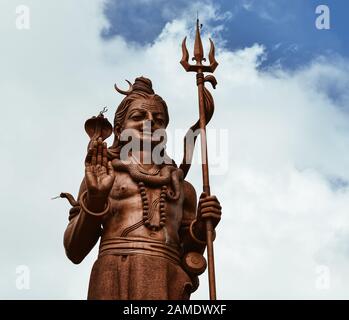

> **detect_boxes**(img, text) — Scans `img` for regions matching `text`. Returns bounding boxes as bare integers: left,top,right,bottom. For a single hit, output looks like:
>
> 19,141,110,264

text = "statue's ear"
114,124,120,135
111,124,121,149
114,124,122,140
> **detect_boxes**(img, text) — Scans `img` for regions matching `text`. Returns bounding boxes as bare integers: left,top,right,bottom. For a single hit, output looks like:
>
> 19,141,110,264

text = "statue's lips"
139,131,164,144
124,130,153,138
140,131,157,138
126,129,164,140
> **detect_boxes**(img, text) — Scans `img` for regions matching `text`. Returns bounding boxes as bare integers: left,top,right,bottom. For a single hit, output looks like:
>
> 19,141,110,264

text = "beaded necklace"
138,182,167,231
130,154,168,231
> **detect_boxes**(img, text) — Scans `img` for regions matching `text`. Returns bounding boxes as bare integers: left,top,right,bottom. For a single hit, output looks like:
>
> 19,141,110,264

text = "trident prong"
180,19,218,73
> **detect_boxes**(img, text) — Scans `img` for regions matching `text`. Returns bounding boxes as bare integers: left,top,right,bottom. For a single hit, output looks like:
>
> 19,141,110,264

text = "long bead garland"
138,181,167,231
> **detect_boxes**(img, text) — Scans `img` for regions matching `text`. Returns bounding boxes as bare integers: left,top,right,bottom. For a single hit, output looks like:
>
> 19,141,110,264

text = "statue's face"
117,98,167,148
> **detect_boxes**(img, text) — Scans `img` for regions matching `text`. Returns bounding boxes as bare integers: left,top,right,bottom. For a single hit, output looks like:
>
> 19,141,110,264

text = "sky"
102,0,349,70
0,0,349,299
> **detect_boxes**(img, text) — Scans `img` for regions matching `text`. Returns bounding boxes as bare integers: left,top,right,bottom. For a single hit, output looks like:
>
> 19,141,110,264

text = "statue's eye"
155,118,165,126
131,113,145,121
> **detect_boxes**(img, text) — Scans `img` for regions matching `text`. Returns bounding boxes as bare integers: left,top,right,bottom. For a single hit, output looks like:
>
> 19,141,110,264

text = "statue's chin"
140,132,164,145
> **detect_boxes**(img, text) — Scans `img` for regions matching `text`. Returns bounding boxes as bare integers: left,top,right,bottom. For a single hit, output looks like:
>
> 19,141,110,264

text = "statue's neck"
130,150,159,170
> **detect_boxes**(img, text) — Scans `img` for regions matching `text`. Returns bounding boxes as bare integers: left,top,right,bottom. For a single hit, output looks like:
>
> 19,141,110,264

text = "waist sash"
99,236,181,264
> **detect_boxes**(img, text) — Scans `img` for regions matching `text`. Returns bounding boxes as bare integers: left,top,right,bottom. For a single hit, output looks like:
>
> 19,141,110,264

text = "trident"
180,18,218,300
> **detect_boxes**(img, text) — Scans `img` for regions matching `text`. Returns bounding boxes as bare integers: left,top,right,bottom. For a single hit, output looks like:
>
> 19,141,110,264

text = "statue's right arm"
63,178,106,264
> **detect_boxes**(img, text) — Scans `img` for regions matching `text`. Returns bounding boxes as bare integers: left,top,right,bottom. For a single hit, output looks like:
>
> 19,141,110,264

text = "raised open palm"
85,137,115,203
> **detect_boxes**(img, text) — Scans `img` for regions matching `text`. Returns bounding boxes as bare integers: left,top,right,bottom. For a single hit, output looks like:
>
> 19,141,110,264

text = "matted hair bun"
114,76,154,96
132,76,154,94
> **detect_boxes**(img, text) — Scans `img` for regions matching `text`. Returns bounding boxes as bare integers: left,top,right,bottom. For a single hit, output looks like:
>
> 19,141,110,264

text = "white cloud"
1,0,349,299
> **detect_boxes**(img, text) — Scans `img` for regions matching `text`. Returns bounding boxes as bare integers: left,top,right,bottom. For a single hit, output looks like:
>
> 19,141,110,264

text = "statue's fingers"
199,192,208,199
199,195,219,204
107,161,114,176
201,212,221,222
201,211,221,218
102,142,108,168
85,163,92,173
85,148,93,166
91,140,97,165
201,207,221,215
202,205,221,212
199,200,222,210
208,195,219,203
97,138,103,165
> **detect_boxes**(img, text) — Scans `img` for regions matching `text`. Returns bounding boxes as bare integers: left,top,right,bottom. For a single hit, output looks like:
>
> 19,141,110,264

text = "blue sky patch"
102,0,349,69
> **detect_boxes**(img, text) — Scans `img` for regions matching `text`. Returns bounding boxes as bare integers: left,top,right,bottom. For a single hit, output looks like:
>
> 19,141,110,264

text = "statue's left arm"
180,181,222,254
180,181,221,292
180,181,204,254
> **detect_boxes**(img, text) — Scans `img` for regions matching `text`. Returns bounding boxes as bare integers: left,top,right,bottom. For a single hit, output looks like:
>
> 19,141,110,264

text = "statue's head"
110,77,172,163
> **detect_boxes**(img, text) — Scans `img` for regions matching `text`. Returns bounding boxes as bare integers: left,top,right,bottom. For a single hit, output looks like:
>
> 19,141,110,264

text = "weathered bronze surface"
61,20,221,300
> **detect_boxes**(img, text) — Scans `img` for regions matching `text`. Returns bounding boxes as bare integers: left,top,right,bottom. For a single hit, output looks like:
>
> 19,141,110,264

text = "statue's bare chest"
109,172,140,201
102,170,184,241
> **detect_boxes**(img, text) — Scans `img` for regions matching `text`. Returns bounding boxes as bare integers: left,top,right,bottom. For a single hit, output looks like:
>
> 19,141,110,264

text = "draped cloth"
179,83,215,178
87,254,193,300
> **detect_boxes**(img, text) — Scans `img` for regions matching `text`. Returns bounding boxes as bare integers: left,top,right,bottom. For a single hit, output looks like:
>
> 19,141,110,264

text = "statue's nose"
143,118,155,132
145,113,155,127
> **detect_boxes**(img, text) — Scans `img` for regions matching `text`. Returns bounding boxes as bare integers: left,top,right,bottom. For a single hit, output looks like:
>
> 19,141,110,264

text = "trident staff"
180,18,219,300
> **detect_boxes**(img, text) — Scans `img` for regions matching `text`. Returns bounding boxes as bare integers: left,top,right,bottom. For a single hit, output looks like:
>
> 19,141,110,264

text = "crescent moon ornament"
114,79,133,96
